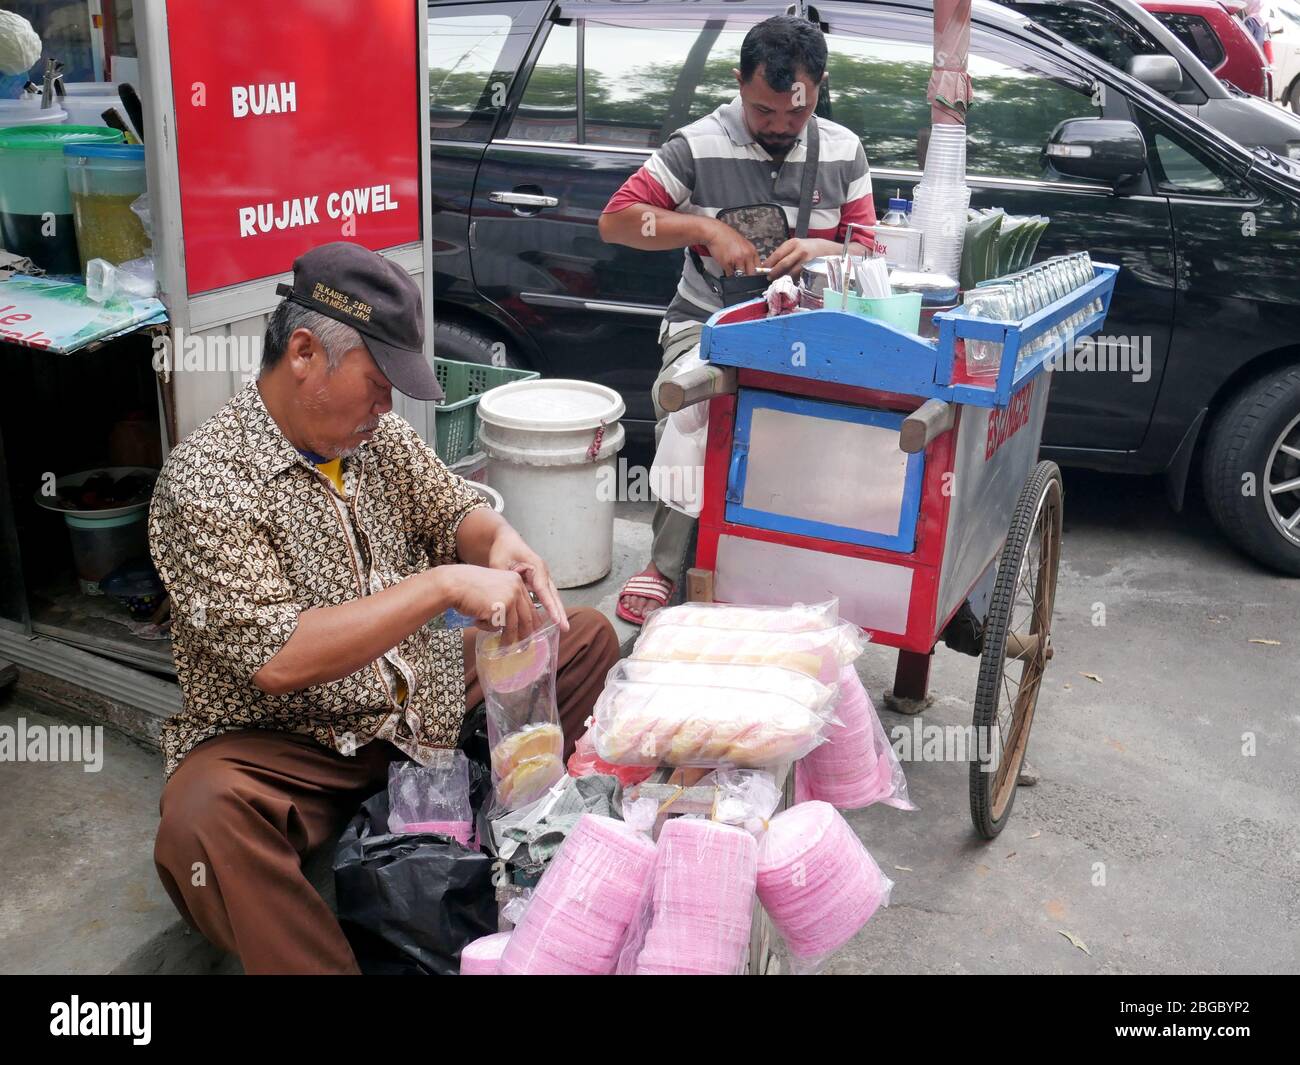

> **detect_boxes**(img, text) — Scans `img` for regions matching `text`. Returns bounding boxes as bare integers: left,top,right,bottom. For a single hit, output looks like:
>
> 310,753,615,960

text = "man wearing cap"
148,242,619,974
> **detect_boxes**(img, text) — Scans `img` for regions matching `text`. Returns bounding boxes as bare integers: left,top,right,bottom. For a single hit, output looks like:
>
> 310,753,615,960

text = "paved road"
828,470,1300,974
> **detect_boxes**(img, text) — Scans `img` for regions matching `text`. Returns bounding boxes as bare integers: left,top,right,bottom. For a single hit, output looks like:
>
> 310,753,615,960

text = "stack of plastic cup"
460,932,512,975
497,813,656,975
910,123,972,280
756,801,892,968
634,819,758,975
797,666,895,808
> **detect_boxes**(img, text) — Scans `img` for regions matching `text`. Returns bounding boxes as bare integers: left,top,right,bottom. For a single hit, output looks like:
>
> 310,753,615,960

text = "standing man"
148,242,619,973
599,14,876,624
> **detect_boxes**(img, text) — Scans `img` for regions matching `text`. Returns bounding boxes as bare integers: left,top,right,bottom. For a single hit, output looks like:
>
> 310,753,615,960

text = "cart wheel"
969,461,1063,839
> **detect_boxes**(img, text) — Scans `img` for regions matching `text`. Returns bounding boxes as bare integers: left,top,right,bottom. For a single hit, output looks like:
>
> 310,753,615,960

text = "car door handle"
490,191,559,208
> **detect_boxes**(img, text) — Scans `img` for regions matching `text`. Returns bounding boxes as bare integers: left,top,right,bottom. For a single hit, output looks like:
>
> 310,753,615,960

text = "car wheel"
1289,78,1300,114
1202,366,1300,576
433,319,520,368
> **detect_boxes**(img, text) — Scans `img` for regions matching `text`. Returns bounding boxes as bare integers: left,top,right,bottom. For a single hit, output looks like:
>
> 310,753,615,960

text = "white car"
1269,0,1300,110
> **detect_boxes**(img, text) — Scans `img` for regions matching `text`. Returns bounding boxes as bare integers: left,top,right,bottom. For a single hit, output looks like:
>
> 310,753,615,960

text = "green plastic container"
0,125,124,273
827,290,923,334
434,357,540,465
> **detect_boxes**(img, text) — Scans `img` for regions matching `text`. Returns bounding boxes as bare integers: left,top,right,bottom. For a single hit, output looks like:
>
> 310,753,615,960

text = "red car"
1140,0,1272,96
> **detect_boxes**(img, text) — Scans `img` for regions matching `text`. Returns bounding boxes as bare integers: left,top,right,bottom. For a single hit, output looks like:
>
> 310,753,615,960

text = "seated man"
148,242,618,974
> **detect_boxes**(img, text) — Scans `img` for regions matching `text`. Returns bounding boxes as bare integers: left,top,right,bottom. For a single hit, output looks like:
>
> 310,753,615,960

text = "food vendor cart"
661,261,1119,839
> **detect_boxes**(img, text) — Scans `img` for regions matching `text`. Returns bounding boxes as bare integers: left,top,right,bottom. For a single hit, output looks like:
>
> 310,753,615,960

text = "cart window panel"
727,391,925,553
715,535,913,636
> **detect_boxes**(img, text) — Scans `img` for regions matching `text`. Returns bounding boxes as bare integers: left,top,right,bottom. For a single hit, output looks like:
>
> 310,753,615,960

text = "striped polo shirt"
604,96,876,326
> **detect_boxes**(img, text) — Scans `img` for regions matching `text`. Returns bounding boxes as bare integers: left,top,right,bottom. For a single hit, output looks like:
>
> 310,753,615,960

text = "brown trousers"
153,607,619,975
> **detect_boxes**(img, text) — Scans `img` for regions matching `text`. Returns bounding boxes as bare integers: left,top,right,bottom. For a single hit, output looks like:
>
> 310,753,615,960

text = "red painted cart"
661,263,1119,837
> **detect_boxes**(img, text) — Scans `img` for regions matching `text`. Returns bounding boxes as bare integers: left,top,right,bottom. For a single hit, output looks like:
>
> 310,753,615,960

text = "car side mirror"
1043,119,1149,184
1126,55,1184,94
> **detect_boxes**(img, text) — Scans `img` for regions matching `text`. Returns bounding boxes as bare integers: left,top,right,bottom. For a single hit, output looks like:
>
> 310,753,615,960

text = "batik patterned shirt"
148,382,486,778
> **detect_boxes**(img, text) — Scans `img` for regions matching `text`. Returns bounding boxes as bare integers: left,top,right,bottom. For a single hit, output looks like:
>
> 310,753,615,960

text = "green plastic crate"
433,357,539,465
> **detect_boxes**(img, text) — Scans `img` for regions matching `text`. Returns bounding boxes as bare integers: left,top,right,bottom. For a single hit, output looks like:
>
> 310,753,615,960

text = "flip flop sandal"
616,570,674,626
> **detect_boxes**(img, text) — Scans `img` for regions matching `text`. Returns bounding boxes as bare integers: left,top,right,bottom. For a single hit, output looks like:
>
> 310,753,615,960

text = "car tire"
1202,365,1300,576
433,319,520,368
1289,78,1300,114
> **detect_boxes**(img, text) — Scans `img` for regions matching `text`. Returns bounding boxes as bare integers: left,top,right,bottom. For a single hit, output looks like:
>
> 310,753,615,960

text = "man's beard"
756,133,797,156
322,417,381,460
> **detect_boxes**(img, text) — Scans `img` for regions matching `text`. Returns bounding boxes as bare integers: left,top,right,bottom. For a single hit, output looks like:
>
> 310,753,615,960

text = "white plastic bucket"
477,379,625,588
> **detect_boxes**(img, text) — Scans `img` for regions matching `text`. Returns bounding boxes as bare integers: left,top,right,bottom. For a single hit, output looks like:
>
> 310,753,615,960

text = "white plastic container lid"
476,379,625,433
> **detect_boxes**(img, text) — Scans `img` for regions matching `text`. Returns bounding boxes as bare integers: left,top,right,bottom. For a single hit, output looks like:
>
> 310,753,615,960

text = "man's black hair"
739,15,828,91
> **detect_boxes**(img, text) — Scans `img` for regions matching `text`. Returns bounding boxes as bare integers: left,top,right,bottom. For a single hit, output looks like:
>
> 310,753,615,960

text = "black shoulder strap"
795,116,819,240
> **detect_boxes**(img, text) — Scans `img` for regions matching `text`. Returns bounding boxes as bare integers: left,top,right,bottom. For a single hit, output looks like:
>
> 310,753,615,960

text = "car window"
1011,2,1162,71
428,2,544,142
1154,13,1227,69
582,19,752,149
508,20,579,143
821,11,1101,182
1135,109,1245,196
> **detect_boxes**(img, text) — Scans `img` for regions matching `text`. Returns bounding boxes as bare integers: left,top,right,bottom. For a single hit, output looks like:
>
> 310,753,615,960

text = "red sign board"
166,0,422,294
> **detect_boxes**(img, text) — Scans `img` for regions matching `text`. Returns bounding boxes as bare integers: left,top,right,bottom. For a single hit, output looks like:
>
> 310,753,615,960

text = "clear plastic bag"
567,726,656,787
386,750,475,846
629,818,758,975
795,666,915,811
704,767,784,835
476,621,564,816
591,659,836,768
755,800,893,974
633,619,865,685
497,813,657,975
644,598,841,634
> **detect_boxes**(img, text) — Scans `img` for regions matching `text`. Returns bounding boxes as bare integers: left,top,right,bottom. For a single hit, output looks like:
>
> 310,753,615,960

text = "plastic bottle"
880,197,911,228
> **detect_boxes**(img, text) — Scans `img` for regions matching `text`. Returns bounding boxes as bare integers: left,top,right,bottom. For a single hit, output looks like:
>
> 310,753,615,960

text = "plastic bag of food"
386,749,475,846
497,813,657,975
643,598,841,634
567,725,656,787
591,659,836,768
795,666,914,811
633,619,865,685
476,621,564,816
756,800,893,974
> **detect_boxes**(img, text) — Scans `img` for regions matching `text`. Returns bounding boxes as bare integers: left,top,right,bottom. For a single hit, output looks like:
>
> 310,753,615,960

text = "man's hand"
487,533,568,635
455,508,569,636
706,221,761,277
763,237,849,281
439,564,541,646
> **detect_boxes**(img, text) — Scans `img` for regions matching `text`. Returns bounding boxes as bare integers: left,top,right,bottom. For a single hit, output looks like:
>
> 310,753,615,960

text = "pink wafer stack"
798,666,895,808
460,932,511,975
497,814,657,975
635,819,758,975
756,801,890,965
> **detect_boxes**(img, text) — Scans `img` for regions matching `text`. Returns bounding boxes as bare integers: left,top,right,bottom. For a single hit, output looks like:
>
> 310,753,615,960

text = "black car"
1000,0,1300,161
427,0,1300,575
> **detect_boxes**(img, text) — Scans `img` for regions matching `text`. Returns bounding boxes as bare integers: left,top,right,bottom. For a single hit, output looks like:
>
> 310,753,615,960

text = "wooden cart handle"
900,399,954,454
658,365,738,412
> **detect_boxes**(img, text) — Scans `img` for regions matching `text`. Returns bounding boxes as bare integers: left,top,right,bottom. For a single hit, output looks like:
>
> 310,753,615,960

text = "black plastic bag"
333,771,496,975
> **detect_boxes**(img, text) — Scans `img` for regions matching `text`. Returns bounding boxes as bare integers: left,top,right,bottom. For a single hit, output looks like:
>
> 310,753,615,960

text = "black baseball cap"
275,242,443,400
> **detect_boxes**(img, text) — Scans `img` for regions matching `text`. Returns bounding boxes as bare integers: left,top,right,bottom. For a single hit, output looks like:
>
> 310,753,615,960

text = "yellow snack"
498,754,565,808
491,723,563,778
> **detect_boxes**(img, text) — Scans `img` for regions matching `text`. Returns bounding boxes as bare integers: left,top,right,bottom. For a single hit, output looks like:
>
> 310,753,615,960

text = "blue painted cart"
662,263,1119,837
